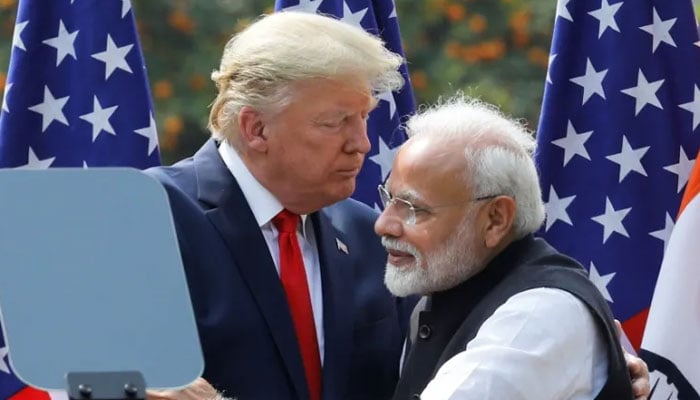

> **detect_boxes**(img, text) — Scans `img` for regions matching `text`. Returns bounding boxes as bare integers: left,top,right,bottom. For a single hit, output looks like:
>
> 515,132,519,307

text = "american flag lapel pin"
336,238,349,255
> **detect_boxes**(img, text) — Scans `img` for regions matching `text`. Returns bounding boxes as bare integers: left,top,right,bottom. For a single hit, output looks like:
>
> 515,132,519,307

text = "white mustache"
381,237,419,258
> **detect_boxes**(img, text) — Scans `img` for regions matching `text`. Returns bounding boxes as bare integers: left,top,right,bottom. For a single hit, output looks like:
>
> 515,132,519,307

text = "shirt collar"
218,141,312,233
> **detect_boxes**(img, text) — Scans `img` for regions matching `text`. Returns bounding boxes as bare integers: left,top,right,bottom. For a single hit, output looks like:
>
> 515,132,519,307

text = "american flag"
535,0,700,398
0,0,158,397
273,0,415,209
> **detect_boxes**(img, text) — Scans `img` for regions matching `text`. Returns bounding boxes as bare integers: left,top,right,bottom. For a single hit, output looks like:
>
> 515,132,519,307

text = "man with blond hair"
146,11,412,400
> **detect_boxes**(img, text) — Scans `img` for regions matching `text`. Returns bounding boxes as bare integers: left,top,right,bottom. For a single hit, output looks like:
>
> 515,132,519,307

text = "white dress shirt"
218,141,324,362
420,288,608,400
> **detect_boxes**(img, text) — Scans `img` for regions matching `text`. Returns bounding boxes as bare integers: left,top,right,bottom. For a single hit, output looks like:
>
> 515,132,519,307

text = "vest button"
418,324,431,340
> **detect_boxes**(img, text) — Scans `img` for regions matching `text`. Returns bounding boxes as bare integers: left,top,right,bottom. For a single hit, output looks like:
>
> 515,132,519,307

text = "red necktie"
273,209,322,400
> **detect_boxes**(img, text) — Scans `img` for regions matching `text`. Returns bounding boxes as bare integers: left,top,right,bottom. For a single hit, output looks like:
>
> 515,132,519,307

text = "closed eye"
315,116,346,129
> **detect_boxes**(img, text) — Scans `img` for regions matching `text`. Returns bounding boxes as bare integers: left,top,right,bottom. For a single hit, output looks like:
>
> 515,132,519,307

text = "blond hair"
209,12,405,144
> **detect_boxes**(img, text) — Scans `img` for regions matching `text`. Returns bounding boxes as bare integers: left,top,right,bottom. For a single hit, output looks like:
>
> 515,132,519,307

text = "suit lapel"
193,140,310,399
312,209,354,399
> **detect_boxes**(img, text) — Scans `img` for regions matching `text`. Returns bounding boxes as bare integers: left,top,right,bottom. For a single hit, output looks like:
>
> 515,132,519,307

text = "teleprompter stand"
67,371,145,400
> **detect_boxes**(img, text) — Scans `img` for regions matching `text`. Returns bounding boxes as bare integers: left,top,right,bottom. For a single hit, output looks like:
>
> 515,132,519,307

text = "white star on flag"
606,135,649,182
588,0,623,38
544,186,575,231
556,0,574,22
27,86,70,132
2,82,12,113
134,113,159,155
546,54,557,84
119,0,131,18
569,58,608,105
79,96,119,141
370,136,398,181
389,1,397,18
91,34,134,80
42,20,79,67
0,346,9,374
377,91,397,119
535,0,700,368
551,120,593,166
282,0,322,13
588,262,616,302
15,147,56,169
678,85,700,130
591,197,632,244
639,7,677,53
12,20,28,52
649,213,675,251
342,1,368,29
620,69,664,116
663,146,695,193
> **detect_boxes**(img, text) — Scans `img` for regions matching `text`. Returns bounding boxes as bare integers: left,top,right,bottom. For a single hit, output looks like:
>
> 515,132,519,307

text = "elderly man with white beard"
375,96,641,400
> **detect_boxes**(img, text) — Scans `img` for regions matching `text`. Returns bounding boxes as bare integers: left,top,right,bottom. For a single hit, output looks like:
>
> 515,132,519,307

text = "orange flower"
460,46,481,64
189,74,206,91
153,80,174,100
528,47,550,68
513,31,531,48
161,115,184,151
445,3,466,22
460,40,506,64
0,0,16,9
445,41,461,59
480,40,506,61
168,10,196,34
164,115,183,136
509,9,531,32
469,14,487,34
410,70,428,90
510,9,531,48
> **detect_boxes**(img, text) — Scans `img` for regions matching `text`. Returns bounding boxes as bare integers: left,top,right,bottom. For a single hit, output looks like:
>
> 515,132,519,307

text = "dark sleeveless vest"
392,235,633,400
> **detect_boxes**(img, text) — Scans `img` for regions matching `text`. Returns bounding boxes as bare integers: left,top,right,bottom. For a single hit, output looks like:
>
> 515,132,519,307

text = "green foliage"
398,0,556,132
0,0,559,163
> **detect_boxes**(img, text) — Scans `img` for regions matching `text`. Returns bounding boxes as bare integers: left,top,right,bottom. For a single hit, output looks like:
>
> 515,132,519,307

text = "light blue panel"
0,168,203,390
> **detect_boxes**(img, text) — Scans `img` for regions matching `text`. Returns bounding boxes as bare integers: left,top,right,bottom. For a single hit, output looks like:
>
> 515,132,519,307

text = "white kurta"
421,287,608,400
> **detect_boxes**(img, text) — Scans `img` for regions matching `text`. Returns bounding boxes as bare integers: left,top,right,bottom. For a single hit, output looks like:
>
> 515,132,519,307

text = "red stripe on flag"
622,307,650,352
9,387,51,400
678,149,700,216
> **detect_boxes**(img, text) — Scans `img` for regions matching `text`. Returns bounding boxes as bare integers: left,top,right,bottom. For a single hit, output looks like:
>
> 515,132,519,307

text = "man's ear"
483,196,516,248
238,106,268,153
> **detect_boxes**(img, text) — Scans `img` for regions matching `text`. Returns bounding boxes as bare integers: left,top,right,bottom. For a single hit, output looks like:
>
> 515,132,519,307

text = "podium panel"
0,169,203,390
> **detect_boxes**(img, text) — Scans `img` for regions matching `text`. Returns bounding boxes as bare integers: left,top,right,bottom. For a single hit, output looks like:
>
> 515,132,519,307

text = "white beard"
382,212,486,297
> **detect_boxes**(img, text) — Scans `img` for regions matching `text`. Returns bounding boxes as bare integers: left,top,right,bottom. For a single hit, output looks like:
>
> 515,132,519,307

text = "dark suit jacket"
146,140,412,400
